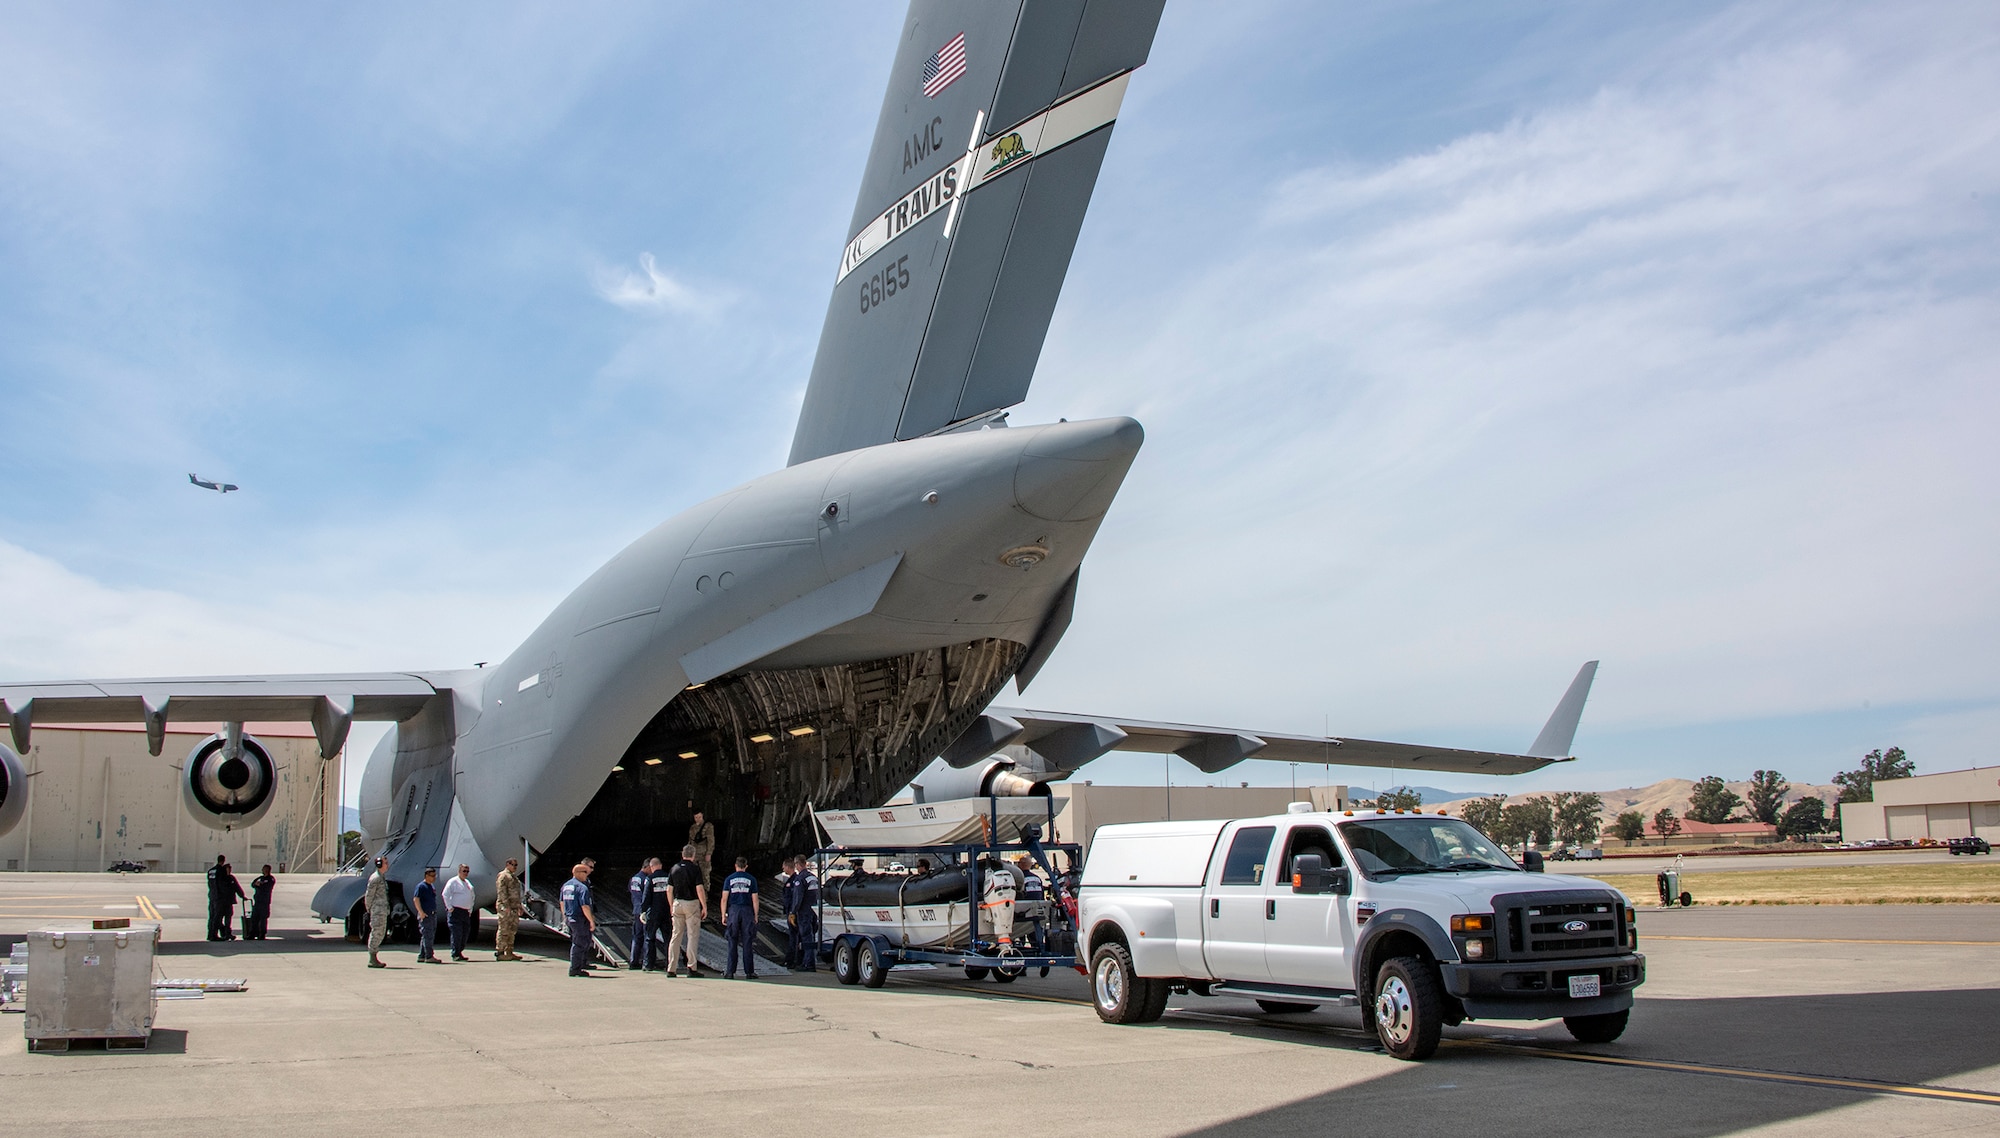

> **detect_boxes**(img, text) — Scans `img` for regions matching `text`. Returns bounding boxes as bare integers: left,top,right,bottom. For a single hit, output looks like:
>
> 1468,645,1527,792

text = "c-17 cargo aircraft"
0,1,1595,935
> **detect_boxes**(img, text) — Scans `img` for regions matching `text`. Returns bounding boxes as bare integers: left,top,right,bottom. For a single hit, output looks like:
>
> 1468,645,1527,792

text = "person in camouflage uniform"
365,855,391,968
494,857,527,961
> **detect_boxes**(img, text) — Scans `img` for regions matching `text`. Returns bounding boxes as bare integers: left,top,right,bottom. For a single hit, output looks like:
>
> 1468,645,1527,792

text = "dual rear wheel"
1090,942,1168,1024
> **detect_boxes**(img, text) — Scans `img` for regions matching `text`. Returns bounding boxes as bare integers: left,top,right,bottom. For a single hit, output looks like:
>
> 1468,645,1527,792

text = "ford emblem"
1562,919,1589,935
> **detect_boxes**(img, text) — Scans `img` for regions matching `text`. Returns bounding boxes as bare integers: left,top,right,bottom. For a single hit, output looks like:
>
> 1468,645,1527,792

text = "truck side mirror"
1523,850,1545,873
1330,867,1351,896
1291,854,1327,894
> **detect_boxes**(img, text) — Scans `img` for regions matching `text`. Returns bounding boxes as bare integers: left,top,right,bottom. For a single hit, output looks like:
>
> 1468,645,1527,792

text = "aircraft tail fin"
1526,661,1599,759
787,0,1166,466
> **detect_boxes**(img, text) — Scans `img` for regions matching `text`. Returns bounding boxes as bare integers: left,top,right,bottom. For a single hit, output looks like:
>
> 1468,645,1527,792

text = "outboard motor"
181,724,277,830
0,743,27,838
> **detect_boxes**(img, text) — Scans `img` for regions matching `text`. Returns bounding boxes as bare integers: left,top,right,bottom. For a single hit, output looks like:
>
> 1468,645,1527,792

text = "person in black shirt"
247,865,276,940
207,856,246,941
663,846,708,977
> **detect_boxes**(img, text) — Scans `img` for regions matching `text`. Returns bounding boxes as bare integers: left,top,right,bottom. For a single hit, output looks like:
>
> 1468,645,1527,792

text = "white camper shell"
1077,807,1646,1060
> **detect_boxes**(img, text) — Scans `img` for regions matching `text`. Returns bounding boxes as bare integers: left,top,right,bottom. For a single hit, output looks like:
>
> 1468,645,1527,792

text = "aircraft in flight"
0,1,1593,932
188,474,239,494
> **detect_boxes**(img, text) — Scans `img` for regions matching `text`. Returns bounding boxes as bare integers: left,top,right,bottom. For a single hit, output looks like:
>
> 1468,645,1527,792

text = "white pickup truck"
1077,805,1645,1059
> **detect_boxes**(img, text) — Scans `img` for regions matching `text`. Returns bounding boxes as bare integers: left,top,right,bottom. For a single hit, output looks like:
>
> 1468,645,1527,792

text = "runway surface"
2,871,1997,1136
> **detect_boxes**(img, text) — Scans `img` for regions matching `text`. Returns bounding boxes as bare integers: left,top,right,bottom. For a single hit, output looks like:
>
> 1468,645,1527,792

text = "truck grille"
1494,890,1628,961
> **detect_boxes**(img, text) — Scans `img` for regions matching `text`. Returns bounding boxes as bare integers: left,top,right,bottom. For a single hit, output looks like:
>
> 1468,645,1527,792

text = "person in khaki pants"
494,858,527,961
664,845,709,977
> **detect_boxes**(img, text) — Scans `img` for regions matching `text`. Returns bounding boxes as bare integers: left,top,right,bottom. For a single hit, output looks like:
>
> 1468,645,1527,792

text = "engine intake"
0,743,26,838
182,729,277,830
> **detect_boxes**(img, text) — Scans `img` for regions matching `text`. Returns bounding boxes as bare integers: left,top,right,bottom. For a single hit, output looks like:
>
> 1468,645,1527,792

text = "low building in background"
1605,818,1779,850
1839,768,2000,843
0,724,341,874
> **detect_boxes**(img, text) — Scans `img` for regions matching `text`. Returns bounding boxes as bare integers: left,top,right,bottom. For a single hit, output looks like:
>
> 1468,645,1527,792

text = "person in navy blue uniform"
628,858,659,972
781,856,804,967
643,859,673,970
561,863,597,977
721,856,759,979
794,857,820,971
413,868,441,963
247,864,276,940
1015,855,1047,951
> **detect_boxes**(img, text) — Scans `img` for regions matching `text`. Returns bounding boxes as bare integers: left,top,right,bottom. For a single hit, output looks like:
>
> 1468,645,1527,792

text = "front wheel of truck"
1563,1009,1629,1044
1373,957,1443,1060
1092,943,1165,1024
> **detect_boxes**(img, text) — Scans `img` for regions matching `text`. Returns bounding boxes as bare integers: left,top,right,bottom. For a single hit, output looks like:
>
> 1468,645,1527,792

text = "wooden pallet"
27,1034,149,1052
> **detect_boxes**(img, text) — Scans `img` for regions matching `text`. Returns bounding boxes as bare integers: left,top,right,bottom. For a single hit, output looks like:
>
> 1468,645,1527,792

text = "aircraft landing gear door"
1264,824,1349,989
1202,823,1277,983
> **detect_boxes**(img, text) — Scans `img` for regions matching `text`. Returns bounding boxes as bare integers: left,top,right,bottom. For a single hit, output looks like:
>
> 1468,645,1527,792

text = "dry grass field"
1585,861,2000,904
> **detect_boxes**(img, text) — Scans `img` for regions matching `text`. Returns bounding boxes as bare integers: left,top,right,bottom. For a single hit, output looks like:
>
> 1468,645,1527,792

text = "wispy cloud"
592,252,717,316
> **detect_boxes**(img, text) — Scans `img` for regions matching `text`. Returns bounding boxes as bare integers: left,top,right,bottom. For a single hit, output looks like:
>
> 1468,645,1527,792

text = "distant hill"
1414,778,1842,824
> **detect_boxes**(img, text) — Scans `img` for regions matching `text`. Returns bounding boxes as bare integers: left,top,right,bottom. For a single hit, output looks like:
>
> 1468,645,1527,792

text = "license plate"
1567,974,1601,998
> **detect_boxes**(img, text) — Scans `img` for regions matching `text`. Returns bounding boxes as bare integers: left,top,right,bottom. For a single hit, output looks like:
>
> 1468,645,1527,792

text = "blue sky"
3,3,1996,806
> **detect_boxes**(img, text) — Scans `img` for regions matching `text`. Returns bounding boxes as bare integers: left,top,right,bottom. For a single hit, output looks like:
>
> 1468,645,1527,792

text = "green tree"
1834,747,1915,803
1371,786,1424,811
1686,776,1744,824
1551,791,1604,845
1776,797,1829,841
1457,794,1507,840
1653,807,1682,839
1611,811,1647,842
1745,769,1789,824
1502,797,1556,848
338,830,365,865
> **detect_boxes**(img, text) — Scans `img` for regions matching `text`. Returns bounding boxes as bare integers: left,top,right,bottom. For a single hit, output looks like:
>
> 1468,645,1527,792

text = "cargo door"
1263,824,1351,990
1201,823,1276,982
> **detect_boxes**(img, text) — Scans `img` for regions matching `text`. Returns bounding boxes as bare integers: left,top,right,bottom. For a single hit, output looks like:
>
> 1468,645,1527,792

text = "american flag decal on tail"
921,32,967,98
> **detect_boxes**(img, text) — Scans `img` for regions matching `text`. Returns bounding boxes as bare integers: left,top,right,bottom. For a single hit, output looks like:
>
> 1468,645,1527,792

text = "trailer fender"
1087,896,1183,979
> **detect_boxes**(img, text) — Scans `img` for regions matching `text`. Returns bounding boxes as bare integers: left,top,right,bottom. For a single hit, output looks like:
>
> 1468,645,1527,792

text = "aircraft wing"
986,707,1565,776
980,662,1601,778
0,672,443,759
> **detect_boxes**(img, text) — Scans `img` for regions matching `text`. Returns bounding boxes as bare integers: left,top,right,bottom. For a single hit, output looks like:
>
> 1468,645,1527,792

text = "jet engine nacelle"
181,728,277,830
911,756,1054,802
0,743,27,837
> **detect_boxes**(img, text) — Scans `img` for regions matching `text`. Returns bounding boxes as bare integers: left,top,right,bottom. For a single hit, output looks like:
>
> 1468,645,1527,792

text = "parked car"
1947,837,1991,856
106,860,148,873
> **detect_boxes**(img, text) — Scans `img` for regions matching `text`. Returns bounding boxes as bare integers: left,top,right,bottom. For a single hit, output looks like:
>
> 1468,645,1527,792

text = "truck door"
1202,823,1277,982
1264,823,1351,990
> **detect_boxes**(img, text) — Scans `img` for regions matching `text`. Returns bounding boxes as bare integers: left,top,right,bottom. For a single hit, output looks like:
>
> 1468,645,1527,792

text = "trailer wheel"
833,939,860,985
1679,891,1693,908
1373,956,1443,1060
963,965,990,981
992,966,1019,983
1255,1000,1316,1014
1563,1009,1629,1044
857,940,888,988
1090,942,1164,1024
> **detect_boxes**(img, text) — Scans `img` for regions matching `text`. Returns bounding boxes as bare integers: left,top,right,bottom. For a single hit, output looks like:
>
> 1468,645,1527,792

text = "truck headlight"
1463,937,1492,960
1449,914,1493,934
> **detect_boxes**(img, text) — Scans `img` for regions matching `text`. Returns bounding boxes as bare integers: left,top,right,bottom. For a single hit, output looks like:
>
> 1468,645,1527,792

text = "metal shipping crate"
24,924,160,1051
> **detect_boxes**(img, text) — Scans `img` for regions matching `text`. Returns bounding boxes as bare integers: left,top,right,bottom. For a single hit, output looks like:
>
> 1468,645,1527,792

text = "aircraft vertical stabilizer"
788,0,1166,466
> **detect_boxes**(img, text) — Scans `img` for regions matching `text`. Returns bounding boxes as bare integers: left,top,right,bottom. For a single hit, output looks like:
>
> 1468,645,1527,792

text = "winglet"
1526,661,1598,758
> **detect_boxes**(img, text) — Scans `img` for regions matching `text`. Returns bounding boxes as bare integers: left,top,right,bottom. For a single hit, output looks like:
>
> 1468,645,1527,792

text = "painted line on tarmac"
929,984,2000,1107
1470,1043,2000,1106
136,896,164,921
1647,934,2000,947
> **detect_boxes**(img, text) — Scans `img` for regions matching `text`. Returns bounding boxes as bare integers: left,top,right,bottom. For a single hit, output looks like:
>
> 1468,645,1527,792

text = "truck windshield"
1337,818,1518,878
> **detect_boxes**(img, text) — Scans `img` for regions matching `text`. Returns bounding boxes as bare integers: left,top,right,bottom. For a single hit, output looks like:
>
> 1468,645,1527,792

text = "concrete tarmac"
2,872,1998,1136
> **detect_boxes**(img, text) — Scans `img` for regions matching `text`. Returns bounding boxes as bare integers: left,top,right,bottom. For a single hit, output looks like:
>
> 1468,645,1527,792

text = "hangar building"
0,724,341,874
1838,767,2000,843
